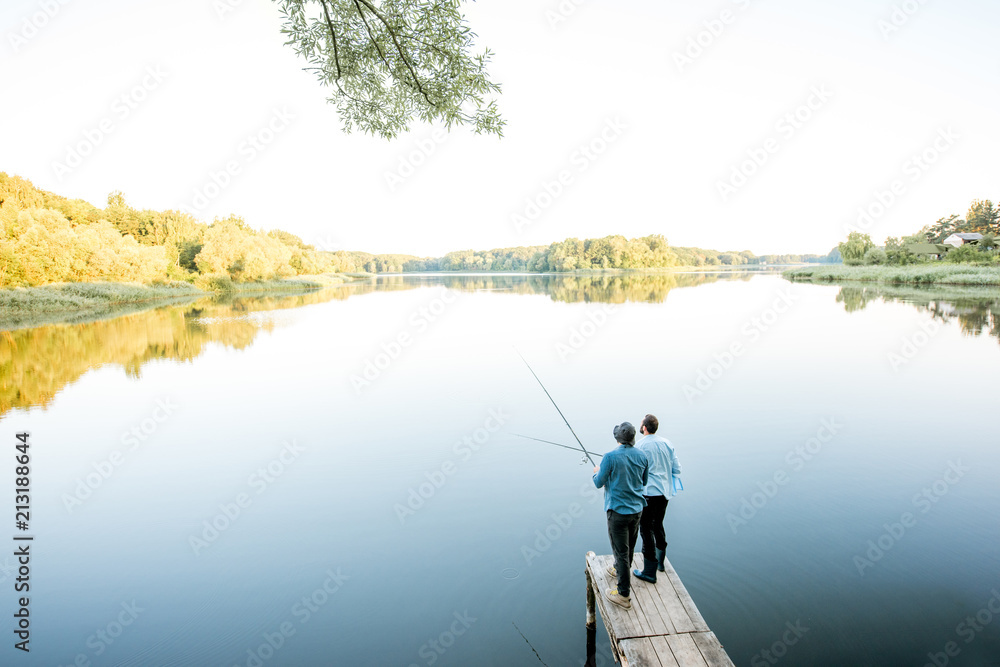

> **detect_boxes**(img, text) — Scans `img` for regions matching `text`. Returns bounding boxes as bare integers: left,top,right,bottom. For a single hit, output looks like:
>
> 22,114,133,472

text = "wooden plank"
593,553,638,639
647,578,680,635
620,637,664,667
630,581,668,636
691,631,736,667
585,552,734,667
649,636,682,667
662,557,710,632
628,555,670,637
587,553,639,640
625,553,657,638
650,564,698,634
665,634,710,667
635,564,678,635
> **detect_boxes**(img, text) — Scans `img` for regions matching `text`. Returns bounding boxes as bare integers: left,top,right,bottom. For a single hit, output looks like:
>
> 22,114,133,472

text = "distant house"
904,243,949,260
943,232,983,248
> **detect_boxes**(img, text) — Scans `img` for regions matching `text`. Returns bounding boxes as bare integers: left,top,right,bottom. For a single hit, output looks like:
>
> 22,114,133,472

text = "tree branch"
351,0,395,79
354,0,436,108
320,0,342,80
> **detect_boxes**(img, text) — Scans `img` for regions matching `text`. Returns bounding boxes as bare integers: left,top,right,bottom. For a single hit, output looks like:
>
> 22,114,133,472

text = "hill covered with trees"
1,172,835,290
0,172,417,288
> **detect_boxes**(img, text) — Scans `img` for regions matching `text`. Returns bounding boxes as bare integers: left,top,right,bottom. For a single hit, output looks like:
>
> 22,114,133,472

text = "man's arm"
670,445,682,476
593,456,611,488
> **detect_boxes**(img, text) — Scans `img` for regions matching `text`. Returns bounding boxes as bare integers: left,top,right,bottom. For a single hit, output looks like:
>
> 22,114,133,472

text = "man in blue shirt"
593,422,648,610
633,414,682,584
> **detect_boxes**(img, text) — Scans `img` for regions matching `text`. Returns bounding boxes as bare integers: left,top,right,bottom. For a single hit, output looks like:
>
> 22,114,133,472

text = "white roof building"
943,232,984,248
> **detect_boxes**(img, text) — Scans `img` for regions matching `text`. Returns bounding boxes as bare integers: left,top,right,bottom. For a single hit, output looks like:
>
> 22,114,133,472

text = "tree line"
1,172,836,289
839,198,999,266
401,238,837,273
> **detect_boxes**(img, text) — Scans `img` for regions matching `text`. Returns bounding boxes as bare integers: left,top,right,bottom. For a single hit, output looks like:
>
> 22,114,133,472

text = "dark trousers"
640,495,669,564
607,510,641,597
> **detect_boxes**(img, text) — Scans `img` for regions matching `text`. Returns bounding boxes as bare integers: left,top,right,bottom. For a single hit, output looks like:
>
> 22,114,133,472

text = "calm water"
2,273,999,666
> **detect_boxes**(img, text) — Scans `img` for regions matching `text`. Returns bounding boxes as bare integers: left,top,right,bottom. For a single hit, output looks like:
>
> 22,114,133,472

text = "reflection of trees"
0,287,368,416
1,272,734,416
834,286,877,313
378,271,727,304
833,283,1000,344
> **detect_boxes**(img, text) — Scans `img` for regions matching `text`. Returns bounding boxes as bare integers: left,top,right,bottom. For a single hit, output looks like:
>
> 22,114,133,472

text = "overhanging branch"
355,0,436,108
320,0,342,79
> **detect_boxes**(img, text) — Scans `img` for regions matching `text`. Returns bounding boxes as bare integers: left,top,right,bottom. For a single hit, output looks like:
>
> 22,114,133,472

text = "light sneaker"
604,587,631,610
606,564,616,578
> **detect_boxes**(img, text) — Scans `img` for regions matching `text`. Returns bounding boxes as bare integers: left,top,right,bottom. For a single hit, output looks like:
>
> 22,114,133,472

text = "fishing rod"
512,433,603,460
514,348,597,467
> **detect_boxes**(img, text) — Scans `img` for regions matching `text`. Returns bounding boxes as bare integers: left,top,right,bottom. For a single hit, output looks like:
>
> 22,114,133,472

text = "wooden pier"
585,551,735,667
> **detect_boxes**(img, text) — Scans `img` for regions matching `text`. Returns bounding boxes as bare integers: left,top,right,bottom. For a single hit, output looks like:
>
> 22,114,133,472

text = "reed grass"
784,264,1000,286
0,281,204,314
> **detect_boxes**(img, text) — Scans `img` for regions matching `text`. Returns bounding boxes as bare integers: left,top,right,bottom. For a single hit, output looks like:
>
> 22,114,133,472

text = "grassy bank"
1,282,204,314
0,282,205,330
0,274,356,330
784,264,1000,286
195,273,350,294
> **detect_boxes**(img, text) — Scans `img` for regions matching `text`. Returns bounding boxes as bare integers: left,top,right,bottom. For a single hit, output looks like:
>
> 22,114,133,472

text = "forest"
0,172,349,288
403,241,836,272
1,172,835,289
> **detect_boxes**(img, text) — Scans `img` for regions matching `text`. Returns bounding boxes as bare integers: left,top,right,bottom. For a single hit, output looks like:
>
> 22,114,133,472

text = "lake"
2,272,999,666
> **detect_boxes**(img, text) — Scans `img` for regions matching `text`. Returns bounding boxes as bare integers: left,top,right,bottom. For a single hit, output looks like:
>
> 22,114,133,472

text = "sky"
2,0,998,257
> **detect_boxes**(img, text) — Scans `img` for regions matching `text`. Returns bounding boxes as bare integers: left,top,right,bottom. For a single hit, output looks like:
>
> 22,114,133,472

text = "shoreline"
360,264,806,277
783,264,1000,287
0,275,356,331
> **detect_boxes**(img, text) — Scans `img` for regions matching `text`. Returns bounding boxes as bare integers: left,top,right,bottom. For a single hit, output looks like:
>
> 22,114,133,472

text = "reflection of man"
633,414,682,584
592,422,648,610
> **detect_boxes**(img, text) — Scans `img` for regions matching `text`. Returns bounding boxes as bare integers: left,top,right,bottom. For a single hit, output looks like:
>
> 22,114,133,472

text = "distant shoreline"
362,264,810,276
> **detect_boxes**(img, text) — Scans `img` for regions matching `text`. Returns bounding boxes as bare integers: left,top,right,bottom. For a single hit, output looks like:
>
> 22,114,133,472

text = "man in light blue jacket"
633,414,682,584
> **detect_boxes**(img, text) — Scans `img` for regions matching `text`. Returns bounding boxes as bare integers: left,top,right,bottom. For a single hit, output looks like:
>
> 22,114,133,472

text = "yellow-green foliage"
329,250,421,273
526,235,679,272
0,173,346,287
195,217,295,281
3,208,169,286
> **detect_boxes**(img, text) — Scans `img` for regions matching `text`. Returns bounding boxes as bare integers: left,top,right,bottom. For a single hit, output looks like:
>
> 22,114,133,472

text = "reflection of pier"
585,551,734,666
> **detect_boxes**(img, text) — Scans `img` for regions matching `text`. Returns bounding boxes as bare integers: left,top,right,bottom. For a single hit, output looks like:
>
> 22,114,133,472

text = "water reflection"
385,271,738,304
0,289,348,416
4,272,999,665
0,272,829,417
834,283,1000,344
1,273,738,417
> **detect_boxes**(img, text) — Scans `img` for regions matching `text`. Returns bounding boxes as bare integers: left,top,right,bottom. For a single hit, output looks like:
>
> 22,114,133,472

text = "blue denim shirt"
593,444,649,515
638,433,682,498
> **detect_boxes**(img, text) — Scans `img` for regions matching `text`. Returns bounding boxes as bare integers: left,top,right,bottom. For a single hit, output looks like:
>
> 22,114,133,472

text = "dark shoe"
655,547,666,573
633,568,656,584
635,554,658,583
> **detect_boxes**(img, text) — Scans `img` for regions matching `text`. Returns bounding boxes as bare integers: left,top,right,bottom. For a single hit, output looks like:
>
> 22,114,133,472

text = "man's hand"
593,466,600,474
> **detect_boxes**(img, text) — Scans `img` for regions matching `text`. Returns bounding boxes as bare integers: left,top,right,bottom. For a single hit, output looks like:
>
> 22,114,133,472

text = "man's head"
613,422,636,446
640,414,659,435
